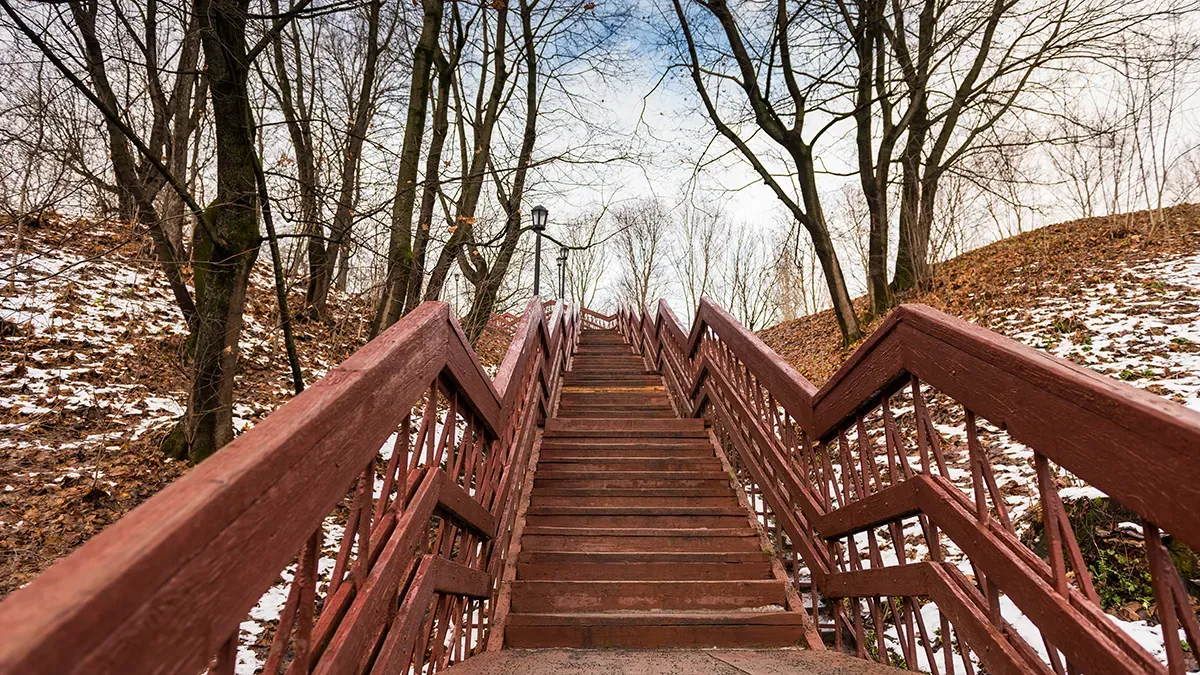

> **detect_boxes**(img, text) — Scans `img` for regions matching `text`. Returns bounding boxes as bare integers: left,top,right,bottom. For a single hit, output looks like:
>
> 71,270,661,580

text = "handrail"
0,297,578,675
618,297,1200,675
581,307,617,329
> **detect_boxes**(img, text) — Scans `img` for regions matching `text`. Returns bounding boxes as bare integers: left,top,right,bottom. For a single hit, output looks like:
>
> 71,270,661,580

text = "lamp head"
557,246,569,263
530,205,549,232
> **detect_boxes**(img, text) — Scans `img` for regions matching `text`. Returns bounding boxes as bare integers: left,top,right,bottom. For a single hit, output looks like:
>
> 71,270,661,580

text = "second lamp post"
557,246,568,300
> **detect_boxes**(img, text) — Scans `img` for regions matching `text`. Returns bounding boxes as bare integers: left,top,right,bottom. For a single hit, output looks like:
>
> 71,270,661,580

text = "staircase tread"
526,505,743,514
506,611,803,624
522,526,756,536
505,327,815,650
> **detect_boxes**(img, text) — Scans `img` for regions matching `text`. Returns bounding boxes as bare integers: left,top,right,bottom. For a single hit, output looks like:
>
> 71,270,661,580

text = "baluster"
436,392,459,471
940,612,954,675
882,396,912,481
845,534,869,659
855,415,885,494
864,529,892,664
911,593,941,675
375,415,411,524
210,629,238,675
837,429,863,503
1145,520,1200,675
820,439,841,510
1034,454,1100,604
355,460,375,583
909,375,950,478
412,383,439,474
329,467,369,599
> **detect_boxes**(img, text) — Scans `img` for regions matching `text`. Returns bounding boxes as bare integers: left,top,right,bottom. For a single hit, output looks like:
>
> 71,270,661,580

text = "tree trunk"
423,3,510,305
893,120,930,292
265,1,323,320
372,0,443,336
795,149,861,343
186,0,262,463
404,45,456,314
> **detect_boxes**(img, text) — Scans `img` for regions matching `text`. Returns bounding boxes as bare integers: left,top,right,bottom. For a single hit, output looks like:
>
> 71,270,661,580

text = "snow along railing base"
0,297,577,675
619,298,1200,675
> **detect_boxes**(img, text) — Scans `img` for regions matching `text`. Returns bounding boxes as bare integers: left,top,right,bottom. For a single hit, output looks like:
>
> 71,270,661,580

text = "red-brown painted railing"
581,307,617,330
0,297,577,675
619,298,1200,675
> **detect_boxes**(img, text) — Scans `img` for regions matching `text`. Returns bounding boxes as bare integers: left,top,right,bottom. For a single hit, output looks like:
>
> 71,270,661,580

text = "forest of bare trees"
668,0,1200,342
3,0,1200,462
0,0,629,461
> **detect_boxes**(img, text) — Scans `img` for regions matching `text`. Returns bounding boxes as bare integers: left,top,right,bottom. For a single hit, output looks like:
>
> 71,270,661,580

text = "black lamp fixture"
556,246,569,300
530,205,549,296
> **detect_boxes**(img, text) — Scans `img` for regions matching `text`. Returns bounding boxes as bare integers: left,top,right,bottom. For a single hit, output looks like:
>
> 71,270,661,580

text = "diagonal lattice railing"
0,297,577,675
619,298,1200,675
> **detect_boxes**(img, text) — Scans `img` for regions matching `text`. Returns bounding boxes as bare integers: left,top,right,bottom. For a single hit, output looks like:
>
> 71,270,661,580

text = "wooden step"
573,348,635,356
517,550,770,565
558,393,671,407
533,477,730,490
525,504,748,530
527,505,746,517
537,457,722,471
520,529,761,552
578,333,626,342
563,371,659,379
504,611,806,648
533,469,726,480
532,473,724,487
530,486,735,498
510,580,785,612
525,513,748,528
517,560,774,581
544,419,706,437
538,445,714,459
572,352,644,360
539,438,711,450
563,378,660,385
556,407,676,419
530,494,733,507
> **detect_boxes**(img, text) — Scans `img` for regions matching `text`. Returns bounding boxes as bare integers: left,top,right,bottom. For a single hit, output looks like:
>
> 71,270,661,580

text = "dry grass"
759,204,1200,384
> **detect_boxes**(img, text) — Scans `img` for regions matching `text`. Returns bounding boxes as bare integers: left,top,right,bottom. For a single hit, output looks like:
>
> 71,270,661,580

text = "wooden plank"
431,558,491,599
435,471,496,539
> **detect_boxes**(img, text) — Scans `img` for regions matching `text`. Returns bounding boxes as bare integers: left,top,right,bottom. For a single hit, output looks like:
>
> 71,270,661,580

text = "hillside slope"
0,217,515,597
760,204,1200,413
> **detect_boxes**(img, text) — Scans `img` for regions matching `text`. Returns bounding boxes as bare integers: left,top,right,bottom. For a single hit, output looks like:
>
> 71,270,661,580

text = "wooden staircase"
505,326,808,648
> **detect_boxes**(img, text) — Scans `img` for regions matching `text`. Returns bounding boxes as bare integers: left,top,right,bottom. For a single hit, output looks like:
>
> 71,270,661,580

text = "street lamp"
530,205,549,296
556,246,569,300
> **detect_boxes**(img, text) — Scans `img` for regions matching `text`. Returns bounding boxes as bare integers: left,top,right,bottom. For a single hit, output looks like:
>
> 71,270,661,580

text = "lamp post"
530,205,548,296
557,246,568,300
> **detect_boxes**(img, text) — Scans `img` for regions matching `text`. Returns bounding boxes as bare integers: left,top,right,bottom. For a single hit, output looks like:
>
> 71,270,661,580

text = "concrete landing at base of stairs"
441,649,904,674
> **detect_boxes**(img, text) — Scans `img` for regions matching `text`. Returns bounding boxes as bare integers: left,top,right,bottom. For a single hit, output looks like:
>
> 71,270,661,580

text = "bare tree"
719,225,777,330
674,200,724,311
615,198,669,311
373,0,445,334
669,0,863,342
561,212,609,308
885,0,1188,291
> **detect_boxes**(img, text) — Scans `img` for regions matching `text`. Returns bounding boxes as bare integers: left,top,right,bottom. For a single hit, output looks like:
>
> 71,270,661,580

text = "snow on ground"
990,252,1200,411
